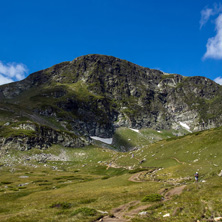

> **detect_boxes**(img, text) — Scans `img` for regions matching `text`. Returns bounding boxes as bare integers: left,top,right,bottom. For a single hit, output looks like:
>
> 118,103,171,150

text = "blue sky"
1,0,222,85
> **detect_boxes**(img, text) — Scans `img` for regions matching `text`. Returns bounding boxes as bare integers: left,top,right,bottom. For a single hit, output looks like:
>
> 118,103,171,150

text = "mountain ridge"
0,54,222,150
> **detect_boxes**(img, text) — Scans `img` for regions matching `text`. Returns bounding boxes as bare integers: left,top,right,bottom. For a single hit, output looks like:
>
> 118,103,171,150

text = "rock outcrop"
0,122,89,151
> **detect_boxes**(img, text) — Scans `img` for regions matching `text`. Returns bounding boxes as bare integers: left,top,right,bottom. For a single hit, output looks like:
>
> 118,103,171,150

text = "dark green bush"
1,181,12,184
101,176,110,180
50,202,72,209
71,207,97,216
142,193,162,202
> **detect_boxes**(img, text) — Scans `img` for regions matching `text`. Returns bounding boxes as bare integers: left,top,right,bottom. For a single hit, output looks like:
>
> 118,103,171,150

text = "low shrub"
18,187,27,189
1,181,12,184
71,207,97,216
33,180,48,183
38,182,53,186
50,202,72,209
101,176,110,180
141,193,162,202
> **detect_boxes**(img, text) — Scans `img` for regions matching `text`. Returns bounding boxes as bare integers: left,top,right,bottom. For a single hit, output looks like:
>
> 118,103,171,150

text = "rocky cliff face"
0,122,89,151
0,54,222,150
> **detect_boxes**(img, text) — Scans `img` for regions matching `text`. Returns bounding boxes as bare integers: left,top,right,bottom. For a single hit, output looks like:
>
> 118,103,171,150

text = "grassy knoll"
0,127,222,221
112,127,179,151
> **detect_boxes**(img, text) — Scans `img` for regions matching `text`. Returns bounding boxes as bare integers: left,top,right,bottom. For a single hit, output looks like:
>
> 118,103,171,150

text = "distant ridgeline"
0,54,222,151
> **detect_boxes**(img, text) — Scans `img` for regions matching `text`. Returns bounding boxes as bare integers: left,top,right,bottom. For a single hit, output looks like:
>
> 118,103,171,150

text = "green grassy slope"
0,127,222,221
112,127,188,151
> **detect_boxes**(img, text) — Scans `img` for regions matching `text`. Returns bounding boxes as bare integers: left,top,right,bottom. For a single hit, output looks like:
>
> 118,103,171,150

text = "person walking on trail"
195,172,199,182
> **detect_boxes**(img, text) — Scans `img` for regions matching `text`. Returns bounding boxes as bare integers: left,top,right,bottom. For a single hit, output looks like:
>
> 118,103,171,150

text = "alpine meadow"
0,54,222,221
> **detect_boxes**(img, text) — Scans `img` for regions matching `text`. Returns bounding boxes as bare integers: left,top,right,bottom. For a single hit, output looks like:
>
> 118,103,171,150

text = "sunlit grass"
0,127,222,221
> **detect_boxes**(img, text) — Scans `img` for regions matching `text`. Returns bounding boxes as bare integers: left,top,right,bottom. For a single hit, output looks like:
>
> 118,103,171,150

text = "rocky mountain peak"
0,54,222,150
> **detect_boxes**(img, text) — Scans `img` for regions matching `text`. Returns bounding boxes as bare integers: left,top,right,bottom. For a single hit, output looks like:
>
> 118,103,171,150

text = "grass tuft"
141,194,162,202
50,202,72,209
71,207,97,216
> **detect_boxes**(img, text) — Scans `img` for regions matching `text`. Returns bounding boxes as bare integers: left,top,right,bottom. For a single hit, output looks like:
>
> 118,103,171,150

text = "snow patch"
130,128,140,133
179,122,192,132
91,136,113,144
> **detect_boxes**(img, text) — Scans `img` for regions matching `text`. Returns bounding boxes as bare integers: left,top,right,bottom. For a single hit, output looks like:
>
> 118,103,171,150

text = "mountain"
0,54,222,150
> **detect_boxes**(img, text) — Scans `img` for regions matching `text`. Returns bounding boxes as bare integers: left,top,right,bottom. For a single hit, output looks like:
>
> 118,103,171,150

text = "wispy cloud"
203,14,222,59
0,61,28,85
214,76,222,85
200,3,222,29
200,8,214,29
201,3,222,60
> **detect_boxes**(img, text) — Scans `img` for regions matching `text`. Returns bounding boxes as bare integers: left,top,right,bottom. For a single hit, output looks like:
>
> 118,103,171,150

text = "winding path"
171,157,186,164
97,171,187,222
128,171,145,182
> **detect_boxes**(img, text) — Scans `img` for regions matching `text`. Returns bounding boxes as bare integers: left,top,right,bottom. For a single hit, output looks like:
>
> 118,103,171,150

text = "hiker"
195,172,199,182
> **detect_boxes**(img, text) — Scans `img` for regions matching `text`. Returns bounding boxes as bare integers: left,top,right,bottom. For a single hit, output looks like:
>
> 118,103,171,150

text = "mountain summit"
0,54,222,150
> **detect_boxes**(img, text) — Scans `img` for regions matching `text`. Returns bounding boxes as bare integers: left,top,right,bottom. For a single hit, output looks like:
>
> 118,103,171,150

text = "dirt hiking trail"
128,172,145,182
97,176,187,222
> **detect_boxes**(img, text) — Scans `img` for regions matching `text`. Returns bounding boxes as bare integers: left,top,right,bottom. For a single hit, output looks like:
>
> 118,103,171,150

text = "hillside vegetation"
0,126,222,221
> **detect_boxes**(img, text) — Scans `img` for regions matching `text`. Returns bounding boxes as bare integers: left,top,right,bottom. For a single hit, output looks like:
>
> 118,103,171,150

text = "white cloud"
0,74,14,85
203,14,222,59
0,61,28,85
200,8,214,28
214,76,222,85
200,3,222,28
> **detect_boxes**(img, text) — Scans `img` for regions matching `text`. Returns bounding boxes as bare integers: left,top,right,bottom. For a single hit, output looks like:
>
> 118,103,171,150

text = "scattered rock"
19,176,29,178
97,210,108,214
18,183,29,187
163,213,170,217
218,170,222,177
139,159,146,164
138,211,148,216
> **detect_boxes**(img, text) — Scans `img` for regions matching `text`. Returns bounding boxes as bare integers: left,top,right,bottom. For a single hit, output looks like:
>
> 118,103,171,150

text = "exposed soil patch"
171,157,186,164
128,168,160,183
164,185,186,201
128,171,145,182
97,172,187,222
101,201,140,222
124,204,151,218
